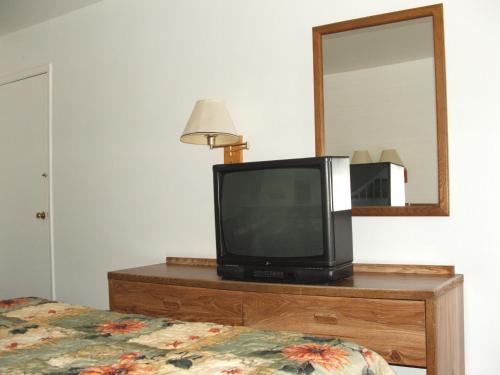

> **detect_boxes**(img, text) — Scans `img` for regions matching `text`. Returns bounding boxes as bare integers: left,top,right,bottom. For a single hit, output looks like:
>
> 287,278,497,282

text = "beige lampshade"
351,150,373,164
180,99,240,147
379,149,404,166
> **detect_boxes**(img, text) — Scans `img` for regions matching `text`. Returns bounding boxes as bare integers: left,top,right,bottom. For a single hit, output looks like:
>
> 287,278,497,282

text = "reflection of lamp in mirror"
180,99,248,163
351,150,373,164
379,149,403,165
379,149,407,182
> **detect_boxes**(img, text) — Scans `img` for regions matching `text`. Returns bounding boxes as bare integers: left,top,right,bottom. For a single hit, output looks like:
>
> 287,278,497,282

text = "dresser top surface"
108,262,463,300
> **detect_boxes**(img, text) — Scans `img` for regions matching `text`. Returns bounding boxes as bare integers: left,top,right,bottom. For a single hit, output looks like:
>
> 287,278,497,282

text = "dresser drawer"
243,292,426,367
109,279,243,325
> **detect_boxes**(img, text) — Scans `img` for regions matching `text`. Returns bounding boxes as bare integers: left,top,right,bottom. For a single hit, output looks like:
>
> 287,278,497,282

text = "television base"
217,262,353,284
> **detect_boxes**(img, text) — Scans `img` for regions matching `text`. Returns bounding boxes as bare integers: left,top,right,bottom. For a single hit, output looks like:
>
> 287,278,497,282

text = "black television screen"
220,168,324,258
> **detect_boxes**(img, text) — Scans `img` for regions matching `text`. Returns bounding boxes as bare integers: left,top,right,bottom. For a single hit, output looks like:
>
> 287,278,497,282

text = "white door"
0,72,51,299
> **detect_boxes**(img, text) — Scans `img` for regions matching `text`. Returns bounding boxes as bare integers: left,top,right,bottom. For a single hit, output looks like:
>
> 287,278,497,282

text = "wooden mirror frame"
313,4,449,216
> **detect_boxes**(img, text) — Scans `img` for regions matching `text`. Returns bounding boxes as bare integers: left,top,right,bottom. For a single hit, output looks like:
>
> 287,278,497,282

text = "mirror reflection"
323,16,437,207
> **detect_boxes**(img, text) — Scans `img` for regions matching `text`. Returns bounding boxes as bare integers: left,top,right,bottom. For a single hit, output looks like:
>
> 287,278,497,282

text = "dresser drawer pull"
313,312,338,324
390,350,403,362
161,299,181,310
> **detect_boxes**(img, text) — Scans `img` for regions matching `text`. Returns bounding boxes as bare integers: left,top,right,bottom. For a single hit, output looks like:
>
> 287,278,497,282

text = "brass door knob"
36,211,47,220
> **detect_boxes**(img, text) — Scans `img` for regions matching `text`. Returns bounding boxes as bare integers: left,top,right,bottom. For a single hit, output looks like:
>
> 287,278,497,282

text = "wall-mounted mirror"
313,4,449,216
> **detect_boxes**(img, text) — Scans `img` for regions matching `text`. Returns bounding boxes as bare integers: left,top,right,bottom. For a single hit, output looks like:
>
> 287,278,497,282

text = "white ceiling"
323,16,434,75
0,0,102,37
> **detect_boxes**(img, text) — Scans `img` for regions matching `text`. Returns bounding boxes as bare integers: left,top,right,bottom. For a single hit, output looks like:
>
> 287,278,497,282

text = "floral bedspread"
0,297,395,375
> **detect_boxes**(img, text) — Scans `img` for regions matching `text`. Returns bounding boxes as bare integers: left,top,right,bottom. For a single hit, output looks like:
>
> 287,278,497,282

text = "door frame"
0,64,55,299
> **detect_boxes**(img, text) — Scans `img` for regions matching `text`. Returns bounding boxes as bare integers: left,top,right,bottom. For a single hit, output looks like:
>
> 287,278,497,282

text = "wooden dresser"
108,258,464,375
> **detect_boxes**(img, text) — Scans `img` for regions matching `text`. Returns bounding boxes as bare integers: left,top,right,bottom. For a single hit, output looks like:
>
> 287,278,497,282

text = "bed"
0,297,395,374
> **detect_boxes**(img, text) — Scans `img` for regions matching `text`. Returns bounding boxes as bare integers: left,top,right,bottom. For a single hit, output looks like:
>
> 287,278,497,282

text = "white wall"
324,58,438,203
0,1,499,374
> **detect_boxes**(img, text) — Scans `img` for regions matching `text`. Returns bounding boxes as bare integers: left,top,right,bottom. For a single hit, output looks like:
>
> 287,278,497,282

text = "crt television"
213,156,353,283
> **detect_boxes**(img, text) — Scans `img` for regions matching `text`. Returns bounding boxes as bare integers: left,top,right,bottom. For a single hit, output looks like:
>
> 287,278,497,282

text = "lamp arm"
211,141,249,151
